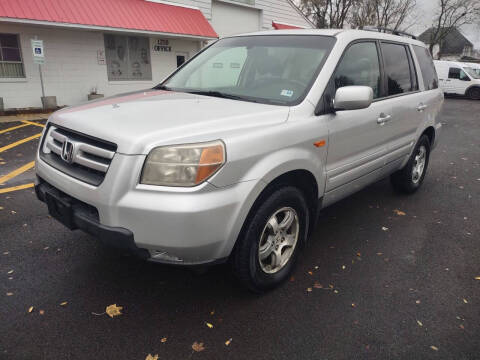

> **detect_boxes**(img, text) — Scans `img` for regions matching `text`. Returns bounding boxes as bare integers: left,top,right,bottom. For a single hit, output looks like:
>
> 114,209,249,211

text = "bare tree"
428,0,480,55
350,0,417,31
300,0,357,28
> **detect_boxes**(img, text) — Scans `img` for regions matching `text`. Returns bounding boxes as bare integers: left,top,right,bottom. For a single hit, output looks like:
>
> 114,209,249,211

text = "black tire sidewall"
468,87,480,100
236,186,309,292
405,135,431,191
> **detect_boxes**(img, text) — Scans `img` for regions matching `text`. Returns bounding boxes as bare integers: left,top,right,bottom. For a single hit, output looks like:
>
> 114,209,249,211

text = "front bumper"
35,151,262,265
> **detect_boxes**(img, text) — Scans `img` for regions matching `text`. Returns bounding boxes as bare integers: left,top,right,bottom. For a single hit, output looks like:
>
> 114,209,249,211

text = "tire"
467,87,480,100
390,135,431,194
232,186,309,293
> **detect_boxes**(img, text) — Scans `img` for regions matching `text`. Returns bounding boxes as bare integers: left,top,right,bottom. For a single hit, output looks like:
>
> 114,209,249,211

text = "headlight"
140,140,225,187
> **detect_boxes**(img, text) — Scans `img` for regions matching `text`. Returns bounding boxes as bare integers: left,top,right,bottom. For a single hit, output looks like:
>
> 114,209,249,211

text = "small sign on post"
31,39,45,64
31,39,46,108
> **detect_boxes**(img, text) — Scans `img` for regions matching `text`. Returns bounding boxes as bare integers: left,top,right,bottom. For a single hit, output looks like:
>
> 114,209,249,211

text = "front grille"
40,124,117,186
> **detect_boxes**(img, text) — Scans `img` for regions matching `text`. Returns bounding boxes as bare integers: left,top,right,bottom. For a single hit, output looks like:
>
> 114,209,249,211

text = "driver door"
323,41,392,206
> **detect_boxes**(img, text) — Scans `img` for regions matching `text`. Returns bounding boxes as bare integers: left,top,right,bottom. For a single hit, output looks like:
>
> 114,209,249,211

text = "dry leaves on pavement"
205,322,213,329
106,304,123,318
430,346,439,351
160,337,167,343
27,306,34,313
393,209,406,216
192,342,205,352
225,338,232,346
145,354,159,360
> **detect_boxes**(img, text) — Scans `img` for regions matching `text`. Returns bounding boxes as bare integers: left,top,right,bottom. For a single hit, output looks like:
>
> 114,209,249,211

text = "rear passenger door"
378,41,421,169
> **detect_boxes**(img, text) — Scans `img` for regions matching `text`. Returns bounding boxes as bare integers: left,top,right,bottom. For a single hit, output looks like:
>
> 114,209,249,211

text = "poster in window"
104,34,152,81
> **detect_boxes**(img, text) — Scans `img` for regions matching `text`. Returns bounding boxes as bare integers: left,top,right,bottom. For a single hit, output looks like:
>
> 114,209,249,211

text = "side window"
381,42,415,96
448,68,461,79
459,69,470,81
412,45,438,90
334,42,381,99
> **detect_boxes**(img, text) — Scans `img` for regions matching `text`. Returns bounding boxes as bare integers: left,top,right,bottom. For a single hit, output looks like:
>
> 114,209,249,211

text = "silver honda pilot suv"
35,29,443,292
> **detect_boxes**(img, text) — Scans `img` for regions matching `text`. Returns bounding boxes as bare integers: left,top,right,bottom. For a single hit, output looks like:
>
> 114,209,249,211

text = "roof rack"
362,26,417,40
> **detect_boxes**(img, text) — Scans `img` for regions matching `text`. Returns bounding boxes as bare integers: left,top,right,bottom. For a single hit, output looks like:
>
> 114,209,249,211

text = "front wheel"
390,135,431,194
467,87,480,100
232,186,309,293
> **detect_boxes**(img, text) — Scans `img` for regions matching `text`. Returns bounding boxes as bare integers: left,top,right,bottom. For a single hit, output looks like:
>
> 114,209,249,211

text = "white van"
434,60,480,100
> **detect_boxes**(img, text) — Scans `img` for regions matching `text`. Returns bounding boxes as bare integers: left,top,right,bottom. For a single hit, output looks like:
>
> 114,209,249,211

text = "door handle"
377,113,392,125
446,79,452,82
417,104,428,112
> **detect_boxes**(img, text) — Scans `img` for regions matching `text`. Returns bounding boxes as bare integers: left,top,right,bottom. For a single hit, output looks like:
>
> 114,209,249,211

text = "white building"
0,0,312,110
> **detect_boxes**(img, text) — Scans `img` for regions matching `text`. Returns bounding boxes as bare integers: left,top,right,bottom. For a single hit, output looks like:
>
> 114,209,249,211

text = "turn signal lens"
141,141,225,187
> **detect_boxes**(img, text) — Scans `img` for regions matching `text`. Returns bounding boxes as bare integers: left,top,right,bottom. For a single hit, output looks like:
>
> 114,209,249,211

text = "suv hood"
50,90,289,154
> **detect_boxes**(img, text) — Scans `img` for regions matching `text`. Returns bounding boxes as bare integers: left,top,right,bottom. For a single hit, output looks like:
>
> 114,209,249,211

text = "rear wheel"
390,135,431,194
467,87,480,100
232,186,309,293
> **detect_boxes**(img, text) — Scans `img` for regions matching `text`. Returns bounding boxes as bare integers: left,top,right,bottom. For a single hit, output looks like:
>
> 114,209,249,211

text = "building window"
0,34,25,78
104,34,152,81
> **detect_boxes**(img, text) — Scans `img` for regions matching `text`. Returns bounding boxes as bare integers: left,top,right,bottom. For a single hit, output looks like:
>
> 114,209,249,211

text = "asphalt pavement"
1,99,479,360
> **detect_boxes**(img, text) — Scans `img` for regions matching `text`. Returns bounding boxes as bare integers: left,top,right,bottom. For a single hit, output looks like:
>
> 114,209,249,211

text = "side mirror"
334,86,373,111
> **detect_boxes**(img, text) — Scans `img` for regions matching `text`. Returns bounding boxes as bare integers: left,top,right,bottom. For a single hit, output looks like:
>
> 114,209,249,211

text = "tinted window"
381,43,415,96
448,67,470,81
412,45,438,90
334,42,381,99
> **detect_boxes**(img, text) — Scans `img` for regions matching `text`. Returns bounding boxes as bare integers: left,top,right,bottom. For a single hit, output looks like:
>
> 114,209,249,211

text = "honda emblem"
61,141,75,163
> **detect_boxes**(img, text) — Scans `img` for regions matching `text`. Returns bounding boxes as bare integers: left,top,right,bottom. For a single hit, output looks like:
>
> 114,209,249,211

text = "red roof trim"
272,21,304,30
0,0,218,38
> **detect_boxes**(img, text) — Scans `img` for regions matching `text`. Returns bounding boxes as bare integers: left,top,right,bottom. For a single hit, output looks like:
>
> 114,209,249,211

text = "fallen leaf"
289,276,295,282
356,252,361,257
313,282,323,289
39,310,45,315
306,287,312,292
463,298,468,304
334,289,339,294
308,271,313,275
145,354,159,360
28,306,34,313
6,292,13,296
3,251,8,255
415,300,421,304
11,210,16,214
161,337,167,343
0,206,3,210
459,324,464,330
351,303,356,308
225,338,232,346
382,227,389,231
105,304,123,318
44,247,49,250
60,301,68,306
475,276,480,280
341,265,346,270
377,252,383,256
430,346,439,351
205,322,213,329
314,266,319,269
7,270,13,274
393,209,406,216
210,310,215,315
417,320,423,327
192,342,205,352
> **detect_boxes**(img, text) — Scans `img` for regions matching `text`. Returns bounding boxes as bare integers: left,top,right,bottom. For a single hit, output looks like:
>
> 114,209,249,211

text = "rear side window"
412,46,438,90
334,42,381,99
381,42,416,96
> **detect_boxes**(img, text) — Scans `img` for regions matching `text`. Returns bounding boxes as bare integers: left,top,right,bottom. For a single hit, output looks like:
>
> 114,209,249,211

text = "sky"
413,0,480,48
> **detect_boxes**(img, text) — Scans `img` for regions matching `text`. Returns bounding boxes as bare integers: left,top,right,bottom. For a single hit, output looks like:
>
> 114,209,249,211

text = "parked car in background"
35,29,443,292
434,60,480,100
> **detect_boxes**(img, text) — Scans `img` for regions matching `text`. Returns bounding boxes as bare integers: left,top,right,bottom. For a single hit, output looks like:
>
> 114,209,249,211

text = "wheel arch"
421,126,436,147
466,85,480,98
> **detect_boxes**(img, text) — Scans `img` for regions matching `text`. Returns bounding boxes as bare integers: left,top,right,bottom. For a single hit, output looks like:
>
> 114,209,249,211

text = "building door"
211,1,261,37
176,52,189,67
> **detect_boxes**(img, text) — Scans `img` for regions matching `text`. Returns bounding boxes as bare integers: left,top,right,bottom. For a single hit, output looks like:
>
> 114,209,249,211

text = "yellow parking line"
0,161,35,185
21,120,45,128
0,123,30,135
0,183,35,194
0,133,42,153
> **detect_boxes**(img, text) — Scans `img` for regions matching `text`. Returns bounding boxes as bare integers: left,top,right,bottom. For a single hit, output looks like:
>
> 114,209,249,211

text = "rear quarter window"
412,45,439,90
381,42,416,96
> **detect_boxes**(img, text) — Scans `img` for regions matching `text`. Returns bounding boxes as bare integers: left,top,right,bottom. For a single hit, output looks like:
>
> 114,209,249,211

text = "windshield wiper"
186,90,256,102
153,84,172,91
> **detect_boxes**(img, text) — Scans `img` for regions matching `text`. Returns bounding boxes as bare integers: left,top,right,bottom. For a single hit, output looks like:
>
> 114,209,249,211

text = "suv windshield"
464,67,480,79
159,35,336,105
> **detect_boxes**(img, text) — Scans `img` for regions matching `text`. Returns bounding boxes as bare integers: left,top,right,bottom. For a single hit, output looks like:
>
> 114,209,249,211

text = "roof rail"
362,26,417,40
